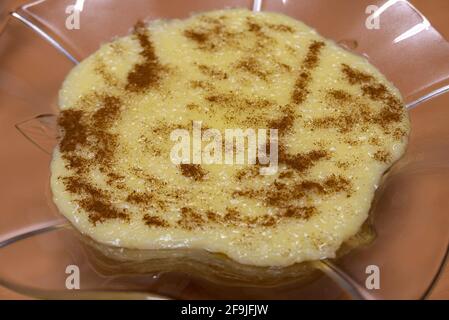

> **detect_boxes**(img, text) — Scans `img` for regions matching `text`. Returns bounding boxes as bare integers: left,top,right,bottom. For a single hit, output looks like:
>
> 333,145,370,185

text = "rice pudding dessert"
51,9,410,267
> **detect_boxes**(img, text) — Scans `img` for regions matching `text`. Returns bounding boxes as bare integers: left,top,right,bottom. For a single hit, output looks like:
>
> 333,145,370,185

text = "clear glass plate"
1,0,449,299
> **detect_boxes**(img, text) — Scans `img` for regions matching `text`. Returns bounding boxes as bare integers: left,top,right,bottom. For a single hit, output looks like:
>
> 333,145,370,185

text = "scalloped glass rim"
0,0,448,299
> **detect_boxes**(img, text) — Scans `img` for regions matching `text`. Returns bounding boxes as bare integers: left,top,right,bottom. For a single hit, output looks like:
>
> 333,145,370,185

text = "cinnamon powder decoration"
126,21,164,92
266,175,351,205
58,94,122,170
92,96,121,129
280,149,329,173
292,40,325,104
143,214,169,227
174,205,320,229
266,23,294,33
178,207,206,230
80,198,129,225
183,16,240,51
245,17,277,51
305,62,406,145
197,64,228,80
341,63,374,85
127,191,154,205
227,40,333,219
309,64,405,140
327,89,351,101
180,164,207,181
58,20,173,224
184,29,209,46
232,172,352,224
283,206,316,219
63,177,129,225
235,57,269,81
58,94,128,224
58,109,87,153
373,150,391,163
55,11,407,233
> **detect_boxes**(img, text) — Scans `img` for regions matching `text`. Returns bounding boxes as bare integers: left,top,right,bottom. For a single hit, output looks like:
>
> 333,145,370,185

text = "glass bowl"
1,0,449,299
